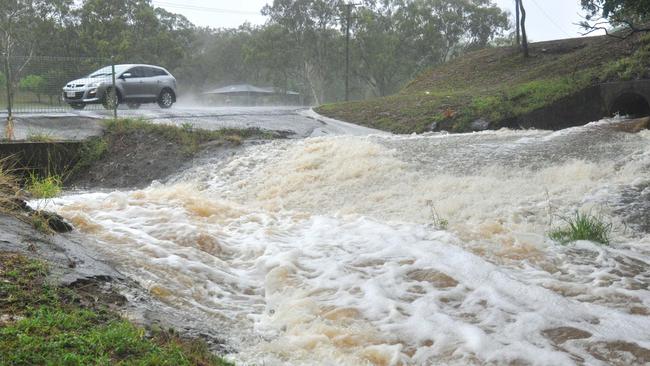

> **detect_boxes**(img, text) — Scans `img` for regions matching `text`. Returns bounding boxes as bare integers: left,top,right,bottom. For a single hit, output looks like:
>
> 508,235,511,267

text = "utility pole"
344,2,359,102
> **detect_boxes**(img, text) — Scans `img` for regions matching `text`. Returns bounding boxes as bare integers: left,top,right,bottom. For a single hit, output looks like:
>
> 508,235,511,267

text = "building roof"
204,84,299,95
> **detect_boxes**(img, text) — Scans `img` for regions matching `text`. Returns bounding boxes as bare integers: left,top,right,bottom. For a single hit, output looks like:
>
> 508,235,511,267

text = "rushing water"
50,118,650,365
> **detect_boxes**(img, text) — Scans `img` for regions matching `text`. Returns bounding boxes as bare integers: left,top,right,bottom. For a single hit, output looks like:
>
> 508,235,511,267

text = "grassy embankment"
75,118,277,168
0,120,263,364
0,253,233,365
317,33,650,133
0,171,233,365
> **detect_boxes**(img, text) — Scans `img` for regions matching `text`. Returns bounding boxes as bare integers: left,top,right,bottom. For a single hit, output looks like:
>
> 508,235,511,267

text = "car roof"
115,64,166,70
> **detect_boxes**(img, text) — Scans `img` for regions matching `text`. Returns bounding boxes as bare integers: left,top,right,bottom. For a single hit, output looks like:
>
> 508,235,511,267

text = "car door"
120,67,148,99
142,67,163,99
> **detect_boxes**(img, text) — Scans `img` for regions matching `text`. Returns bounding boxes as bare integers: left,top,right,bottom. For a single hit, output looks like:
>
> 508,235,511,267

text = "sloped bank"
0,184,233,365
0,120,289,364
66,118,285,190
317,33,650,133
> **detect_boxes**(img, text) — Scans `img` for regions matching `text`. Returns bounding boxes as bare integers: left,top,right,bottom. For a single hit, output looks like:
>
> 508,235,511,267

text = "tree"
19,74,45,103
353,7,406,97
580,0,650,38
262,0,342,105
75,0,195,67
518,0,529,57
0,0,70,115
244,24,299,94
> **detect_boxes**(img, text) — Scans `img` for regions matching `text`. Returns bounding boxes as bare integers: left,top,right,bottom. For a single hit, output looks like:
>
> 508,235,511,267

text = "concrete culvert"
610,92,650,118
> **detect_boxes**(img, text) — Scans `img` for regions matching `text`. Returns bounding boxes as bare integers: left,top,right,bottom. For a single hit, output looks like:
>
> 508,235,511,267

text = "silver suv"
62,64,177,110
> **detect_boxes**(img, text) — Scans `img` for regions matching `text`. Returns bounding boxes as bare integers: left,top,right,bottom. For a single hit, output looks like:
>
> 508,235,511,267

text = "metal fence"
1,55,117,116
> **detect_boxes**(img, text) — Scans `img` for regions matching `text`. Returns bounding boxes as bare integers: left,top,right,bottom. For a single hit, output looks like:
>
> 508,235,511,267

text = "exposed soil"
66,129,241,190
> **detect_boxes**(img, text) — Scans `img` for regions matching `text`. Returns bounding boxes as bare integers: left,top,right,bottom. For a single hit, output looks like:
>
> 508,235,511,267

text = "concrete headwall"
0,142,84,177
500,80,650,130
600,80,650,114
500,85,607,130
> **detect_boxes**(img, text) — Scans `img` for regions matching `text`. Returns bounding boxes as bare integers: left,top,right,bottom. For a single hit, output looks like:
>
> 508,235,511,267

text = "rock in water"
471,119,490,131
32,210,74,233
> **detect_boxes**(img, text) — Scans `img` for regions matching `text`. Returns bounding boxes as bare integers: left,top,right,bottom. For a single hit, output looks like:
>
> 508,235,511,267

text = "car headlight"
87,82,102,88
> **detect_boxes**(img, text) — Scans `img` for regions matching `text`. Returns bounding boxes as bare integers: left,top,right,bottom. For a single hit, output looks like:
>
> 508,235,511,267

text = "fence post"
111,58,117,120
3,52,14,140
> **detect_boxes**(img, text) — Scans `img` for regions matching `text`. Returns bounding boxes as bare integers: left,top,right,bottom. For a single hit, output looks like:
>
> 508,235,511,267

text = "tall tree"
515,0,520,45
262,0,342,105
519,0,529,57
581,0,650,37
75,0,195,67
0,0,71,117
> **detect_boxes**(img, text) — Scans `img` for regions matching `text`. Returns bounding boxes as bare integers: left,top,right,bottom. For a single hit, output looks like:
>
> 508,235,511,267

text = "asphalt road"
8,106,382,140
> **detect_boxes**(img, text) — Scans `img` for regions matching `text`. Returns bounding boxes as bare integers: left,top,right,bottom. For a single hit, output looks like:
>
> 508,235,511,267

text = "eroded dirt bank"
65,119,284,190
0,122,286,364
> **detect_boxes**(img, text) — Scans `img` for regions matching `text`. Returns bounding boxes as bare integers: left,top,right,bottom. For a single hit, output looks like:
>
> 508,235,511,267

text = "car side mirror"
121,72,132,79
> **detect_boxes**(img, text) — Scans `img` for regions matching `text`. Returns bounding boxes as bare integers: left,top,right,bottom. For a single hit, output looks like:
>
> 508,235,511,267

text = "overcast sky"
151,0,596,42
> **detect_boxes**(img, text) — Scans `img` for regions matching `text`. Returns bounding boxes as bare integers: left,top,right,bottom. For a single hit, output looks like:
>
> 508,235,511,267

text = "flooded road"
49,118,650,365
12,106,380,140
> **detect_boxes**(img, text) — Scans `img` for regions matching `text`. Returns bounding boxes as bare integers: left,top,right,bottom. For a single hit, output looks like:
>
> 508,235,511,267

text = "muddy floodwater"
50,118,650,365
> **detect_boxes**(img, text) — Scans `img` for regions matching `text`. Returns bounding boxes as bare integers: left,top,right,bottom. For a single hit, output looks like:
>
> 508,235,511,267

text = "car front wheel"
157,89,174,109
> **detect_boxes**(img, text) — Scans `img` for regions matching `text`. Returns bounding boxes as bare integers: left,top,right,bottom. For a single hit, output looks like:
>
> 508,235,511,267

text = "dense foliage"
581,0,650,20
580,0,650,35
1,0,510,104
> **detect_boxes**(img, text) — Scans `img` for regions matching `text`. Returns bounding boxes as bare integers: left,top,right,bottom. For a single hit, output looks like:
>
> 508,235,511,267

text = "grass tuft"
26,172,62,199
26,131,58,142
426,200,449,230
549,211,613,245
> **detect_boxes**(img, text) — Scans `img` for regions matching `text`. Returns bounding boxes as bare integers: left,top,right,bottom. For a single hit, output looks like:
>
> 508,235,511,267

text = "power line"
528,0,573,38
151,1,262,16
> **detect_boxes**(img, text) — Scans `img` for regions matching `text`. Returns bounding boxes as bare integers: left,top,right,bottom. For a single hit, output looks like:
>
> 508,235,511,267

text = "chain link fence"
1,55,117,115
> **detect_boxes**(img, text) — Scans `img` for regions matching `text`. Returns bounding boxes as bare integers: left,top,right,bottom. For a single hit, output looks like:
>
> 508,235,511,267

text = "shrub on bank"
26,172,62,199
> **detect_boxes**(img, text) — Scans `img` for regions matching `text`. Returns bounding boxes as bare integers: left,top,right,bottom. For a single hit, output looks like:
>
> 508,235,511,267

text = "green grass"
26,172,63,199
104,118,277,154
26,131,58,142
549,211,613,245
68,118,280,179
0,252,233,366
317,74,595,133
317,32,649,133
601,34,650,81
69,136,109,177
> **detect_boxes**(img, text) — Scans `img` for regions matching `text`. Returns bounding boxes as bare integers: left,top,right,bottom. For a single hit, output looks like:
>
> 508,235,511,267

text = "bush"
549,211,613,245
26,173,62,199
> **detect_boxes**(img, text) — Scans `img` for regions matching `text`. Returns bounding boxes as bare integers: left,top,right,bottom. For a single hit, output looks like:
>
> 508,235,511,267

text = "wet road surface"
9,106,382,140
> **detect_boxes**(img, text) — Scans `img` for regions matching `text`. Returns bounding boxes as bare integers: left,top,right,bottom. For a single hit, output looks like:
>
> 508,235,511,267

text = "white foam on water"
51,123,650,365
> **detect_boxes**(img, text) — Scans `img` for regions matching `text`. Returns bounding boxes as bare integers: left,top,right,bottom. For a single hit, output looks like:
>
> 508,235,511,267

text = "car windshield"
88,65,130,78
